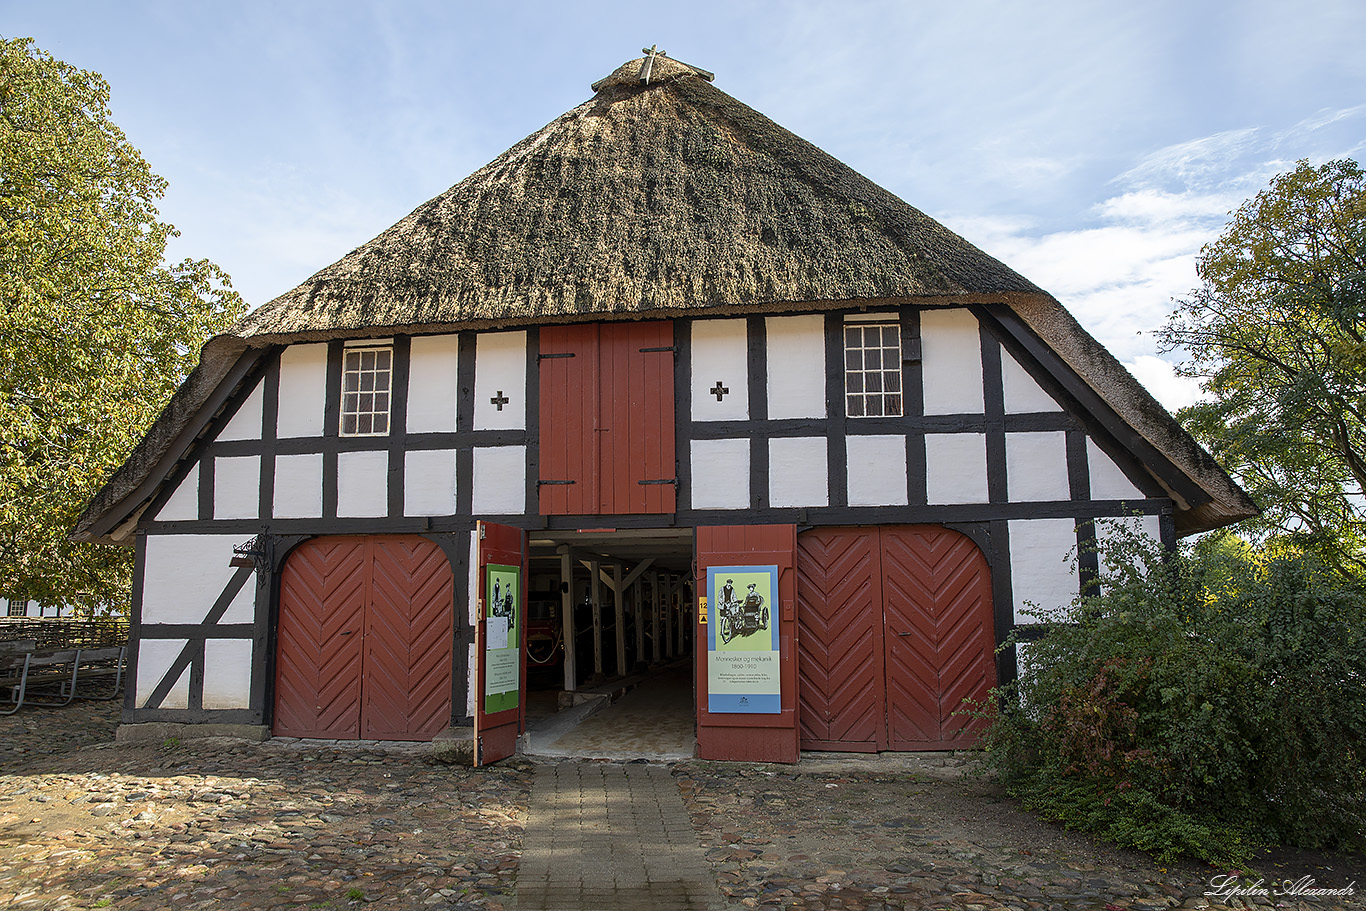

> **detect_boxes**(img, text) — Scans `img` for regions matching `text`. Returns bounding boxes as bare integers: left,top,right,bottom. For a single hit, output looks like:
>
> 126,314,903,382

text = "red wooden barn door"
795,528,886,751
881,527,995,749
539,321,675,515
275,536,454,741
795,526,996,751
275,538,366,738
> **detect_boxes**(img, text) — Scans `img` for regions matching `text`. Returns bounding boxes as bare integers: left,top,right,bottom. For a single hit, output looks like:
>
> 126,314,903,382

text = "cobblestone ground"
3,700,1363,910
0,702,531,910
675,762,1365,911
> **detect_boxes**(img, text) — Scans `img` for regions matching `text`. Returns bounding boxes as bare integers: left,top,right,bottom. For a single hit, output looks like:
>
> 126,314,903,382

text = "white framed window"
6,599,27,617
844,321,903,417
340,344,393,436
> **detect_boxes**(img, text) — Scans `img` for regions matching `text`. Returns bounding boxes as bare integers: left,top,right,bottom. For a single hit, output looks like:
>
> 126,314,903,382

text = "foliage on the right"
978,523,1366,867
1161,158,1366,580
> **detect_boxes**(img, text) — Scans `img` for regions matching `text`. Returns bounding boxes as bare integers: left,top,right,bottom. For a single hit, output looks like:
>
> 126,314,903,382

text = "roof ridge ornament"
638,45,715,85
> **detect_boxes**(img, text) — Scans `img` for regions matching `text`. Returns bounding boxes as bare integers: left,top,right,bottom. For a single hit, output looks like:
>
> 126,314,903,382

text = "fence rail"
0,618,130,650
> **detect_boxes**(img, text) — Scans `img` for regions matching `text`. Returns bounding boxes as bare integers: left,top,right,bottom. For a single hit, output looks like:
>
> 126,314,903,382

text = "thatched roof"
73,54,1256,543
235,54,1043,342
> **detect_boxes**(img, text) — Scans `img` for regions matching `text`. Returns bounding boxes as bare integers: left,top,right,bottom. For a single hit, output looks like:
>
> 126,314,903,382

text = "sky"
7,0,1365,411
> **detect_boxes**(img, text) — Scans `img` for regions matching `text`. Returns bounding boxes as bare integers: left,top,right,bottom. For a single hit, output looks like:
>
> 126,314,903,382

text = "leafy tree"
1161,159,1366,579
977,525,1366,867
1,37,243,613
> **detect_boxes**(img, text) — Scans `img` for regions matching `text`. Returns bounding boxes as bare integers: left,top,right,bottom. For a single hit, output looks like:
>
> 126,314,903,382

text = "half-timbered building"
75,53,1255,763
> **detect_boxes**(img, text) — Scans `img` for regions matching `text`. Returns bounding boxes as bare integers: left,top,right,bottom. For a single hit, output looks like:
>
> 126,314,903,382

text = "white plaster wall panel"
1087,438,1145,501
845,435,909,507
472,446,526,514
337,450,390,518
135,639,190,709
405,449,458,516
1006,432,1071,502
273,453,324,518
925,433,989,505
142,535,256,624
408,334,460,433
1002,350,1062,414
690,438,750,508
1095,513,1165,573
766,315,826,419
277,343,329,438
213,455,260,520
201,639,254,709
155,462,200,521
691,319,749,421
473,331,527,431
768,437,829,507
1009,518,1080,624
218,379,265,441
921,309,984,415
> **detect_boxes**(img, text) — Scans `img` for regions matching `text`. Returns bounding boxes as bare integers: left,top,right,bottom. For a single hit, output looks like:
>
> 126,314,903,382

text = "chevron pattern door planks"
881,526,995,750
796,527,886,751
795,526,995,751
275,536,454,741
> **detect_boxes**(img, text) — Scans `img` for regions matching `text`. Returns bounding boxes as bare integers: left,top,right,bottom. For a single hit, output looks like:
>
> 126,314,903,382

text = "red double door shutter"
274,536,454,741
539,321,675,515
796,526,996,751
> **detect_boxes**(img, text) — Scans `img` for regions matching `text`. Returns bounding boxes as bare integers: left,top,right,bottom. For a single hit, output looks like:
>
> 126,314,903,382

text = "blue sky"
8,1,1365,409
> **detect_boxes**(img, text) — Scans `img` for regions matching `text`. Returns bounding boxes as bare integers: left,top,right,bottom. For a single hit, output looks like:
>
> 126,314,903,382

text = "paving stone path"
516,762,729,910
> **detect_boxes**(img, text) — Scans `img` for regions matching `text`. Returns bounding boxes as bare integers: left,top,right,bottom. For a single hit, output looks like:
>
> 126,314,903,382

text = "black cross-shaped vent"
710,381,730,402
490,390,510,411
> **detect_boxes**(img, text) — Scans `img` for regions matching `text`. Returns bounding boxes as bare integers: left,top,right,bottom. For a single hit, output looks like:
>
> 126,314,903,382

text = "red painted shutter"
539,321,674,515
538,325,597,515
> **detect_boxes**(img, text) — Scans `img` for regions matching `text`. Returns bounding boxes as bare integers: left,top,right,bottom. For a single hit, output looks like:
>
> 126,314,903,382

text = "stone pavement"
516,761,730,910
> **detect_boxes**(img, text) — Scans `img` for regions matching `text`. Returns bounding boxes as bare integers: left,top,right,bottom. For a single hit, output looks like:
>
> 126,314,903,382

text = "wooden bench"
0,645,126,715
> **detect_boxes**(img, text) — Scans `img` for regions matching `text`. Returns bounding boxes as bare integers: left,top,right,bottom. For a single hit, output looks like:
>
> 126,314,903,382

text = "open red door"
695,525,800,763
473,521,527,766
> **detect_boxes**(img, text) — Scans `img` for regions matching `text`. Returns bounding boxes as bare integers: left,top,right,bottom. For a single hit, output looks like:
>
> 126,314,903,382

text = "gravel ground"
2,699,1362,910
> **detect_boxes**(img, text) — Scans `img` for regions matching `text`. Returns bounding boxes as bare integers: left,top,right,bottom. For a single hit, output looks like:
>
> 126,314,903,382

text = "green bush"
977,524,1366,867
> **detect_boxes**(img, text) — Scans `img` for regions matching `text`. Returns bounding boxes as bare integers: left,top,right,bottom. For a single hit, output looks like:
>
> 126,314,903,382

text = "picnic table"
1,632,127,715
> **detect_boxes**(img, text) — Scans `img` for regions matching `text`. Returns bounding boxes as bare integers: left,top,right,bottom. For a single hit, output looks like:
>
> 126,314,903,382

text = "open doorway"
523,528,696,757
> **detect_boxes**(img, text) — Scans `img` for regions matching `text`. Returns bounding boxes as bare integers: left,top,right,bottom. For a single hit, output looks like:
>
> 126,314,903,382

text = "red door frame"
473,521,527,766
695,525,800,763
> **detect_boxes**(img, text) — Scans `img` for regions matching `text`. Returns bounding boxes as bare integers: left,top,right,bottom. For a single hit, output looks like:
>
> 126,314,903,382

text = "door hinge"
537,352,576,360
638,346,677,353
637,478,678,485
537,479,577,486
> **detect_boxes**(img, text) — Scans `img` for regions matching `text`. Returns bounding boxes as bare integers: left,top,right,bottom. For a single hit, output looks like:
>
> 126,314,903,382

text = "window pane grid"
341,346,392,437
844,323,903,418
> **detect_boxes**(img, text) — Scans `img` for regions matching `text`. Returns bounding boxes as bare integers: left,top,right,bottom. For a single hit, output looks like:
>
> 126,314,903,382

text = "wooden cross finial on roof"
638,46,715,85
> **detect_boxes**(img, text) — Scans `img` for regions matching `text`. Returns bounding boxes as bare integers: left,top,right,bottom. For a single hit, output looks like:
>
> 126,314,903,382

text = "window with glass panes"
844,322,903,417
340,345,393,436
6,599,26,617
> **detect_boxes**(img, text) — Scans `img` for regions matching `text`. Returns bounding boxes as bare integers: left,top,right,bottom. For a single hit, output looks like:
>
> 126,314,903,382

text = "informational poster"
706,565,780,713
484,563,521,714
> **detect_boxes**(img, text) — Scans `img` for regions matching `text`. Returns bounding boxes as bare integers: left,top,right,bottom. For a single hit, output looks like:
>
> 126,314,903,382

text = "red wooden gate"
539,321,675,515
796,526,995,751
275,536,454,741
